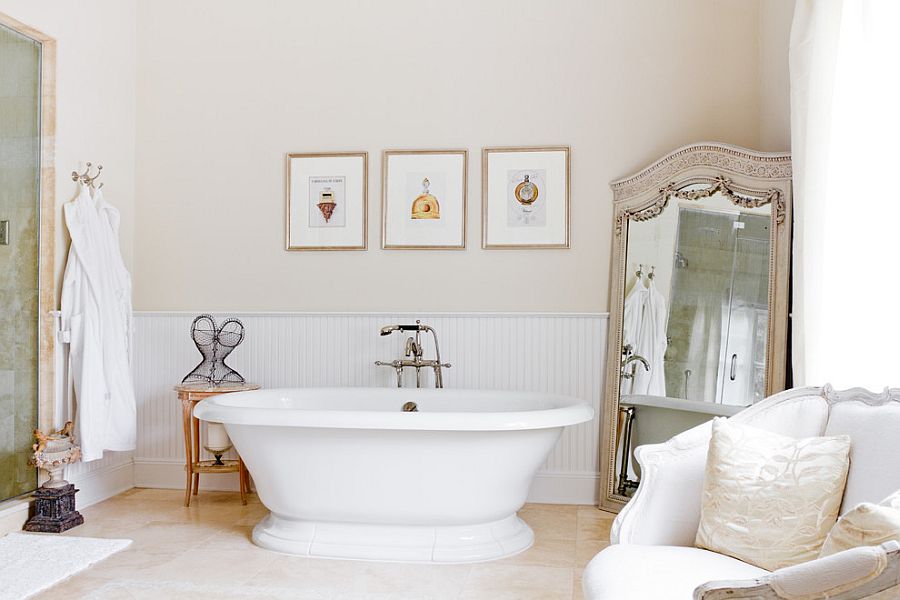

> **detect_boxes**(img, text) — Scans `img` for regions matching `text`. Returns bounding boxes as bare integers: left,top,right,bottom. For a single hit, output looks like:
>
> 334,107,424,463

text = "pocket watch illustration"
317,187,337,223
514,174,539,209
411,177,441,219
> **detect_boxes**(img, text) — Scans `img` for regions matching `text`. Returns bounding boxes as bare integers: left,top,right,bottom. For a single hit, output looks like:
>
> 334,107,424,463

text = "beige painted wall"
0,0,137,287
133,0,782,313
0,1,794,313
759,0,795,151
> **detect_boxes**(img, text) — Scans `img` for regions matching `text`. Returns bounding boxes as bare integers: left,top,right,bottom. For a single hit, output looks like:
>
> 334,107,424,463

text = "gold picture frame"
482,146,570,249
285,151,368,251
381,149,468,250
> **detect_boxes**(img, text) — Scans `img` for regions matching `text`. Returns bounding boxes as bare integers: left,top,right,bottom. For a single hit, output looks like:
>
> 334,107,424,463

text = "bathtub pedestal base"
252,512,534,563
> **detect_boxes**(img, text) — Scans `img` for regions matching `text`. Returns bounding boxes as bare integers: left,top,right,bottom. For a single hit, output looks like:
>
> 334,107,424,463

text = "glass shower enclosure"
664,206,771,406
0,22,42,501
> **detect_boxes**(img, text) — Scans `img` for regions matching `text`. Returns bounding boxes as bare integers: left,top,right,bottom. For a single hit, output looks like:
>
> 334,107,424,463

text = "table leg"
180,396,193,507
192,412,200,496
238,458,247,505
243,462,252,495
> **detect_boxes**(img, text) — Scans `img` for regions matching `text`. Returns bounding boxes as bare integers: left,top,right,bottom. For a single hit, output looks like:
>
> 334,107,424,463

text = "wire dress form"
182,315,246,385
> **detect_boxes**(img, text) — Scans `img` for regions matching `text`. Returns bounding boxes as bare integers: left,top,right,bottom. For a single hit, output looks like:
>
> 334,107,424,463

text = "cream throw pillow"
820,490,900,557
695,418,851,571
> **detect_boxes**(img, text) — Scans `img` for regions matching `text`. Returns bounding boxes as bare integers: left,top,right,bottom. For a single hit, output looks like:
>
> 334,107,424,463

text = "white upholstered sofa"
584,385,900,599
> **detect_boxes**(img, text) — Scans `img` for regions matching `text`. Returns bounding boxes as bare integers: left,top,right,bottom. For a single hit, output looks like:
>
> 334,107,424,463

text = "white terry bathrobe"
61,184,136,462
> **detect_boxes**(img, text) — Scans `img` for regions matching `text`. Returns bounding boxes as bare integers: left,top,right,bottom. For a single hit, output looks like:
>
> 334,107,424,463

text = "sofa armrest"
694,541,900,600
611,421,712,546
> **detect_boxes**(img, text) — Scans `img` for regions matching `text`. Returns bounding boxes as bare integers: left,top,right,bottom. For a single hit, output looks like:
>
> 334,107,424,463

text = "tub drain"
402,401,418,412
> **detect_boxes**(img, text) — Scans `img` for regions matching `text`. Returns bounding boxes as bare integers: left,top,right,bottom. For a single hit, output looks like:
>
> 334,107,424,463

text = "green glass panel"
0,22,41,501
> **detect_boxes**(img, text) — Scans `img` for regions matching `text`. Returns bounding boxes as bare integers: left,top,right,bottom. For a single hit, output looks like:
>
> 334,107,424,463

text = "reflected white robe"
620,277,648,396
631,279,668,397
61,184,135,461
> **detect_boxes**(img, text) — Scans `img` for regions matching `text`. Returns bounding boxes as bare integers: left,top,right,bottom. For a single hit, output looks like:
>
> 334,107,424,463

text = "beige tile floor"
38,488,615,600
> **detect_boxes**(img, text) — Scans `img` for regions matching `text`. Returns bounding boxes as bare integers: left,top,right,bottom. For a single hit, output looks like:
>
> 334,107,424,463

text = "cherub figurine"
32,429,51,454
32,422,75,454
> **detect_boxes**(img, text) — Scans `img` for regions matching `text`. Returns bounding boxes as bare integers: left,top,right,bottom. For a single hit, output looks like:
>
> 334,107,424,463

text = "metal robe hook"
90,164,103,188
70,162,104,189
71,163,89,183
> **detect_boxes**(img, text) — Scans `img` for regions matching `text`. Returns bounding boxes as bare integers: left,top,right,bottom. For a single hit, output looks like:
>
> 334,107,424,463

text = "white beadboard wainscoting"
130,312,608,504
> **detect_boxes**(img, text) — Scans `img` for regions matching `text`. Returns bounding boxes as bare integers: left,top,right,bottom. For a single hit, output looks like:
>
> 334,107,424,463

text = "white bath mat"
0,532,131,600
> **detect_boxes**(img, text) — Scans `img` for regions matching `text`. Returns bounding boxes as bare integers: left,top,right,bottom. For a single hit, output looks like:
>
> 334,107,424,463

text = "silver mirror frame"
599,142,792,512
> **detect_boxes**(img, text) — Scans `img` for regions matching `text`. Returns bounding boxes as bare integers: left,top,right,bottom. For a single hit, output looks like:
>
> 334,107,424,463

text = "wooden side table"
174,382,260,507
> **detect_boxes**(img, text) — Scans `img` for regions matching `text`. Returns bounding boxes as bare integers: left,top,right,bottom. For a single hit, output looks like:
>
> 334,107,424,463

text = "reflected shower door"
665,208,736,402
717,218,770,405
665,208,770,406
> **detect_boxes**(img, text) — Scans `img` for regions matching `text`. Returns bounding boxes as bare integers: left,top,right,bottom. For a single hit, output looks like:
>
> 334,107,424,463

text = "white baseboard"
69,462,135,510
134,459,242,492
0,497,31,537
134,459,598,505
527,471,600,505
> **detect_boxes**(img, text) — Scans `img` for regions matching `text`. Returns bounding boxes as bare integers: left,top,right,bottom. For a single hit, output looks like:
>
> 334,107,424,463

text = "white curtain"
790,0,900,389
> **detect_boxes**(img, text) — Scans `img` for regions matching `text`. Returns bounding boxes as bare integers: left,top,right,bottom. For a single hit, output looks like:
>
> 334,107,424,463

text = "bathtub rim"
193,387,594,431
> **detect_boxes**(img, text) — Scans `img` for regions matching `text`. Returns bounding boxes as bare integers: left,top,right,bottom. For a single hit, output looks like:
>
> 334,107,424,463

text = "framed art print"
286,152,367,250
482,146,570,249
382,149,467,249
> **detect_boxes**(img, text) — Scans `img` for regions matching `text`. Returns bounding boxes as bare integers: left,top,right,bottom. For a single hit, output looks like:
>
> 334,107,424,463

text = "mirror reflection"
616,185,772,496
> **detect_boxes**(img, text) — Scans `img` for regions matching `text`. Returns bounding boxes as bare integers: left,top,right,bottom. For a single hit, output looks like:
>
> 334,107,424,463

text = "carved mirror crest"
600,143,792,512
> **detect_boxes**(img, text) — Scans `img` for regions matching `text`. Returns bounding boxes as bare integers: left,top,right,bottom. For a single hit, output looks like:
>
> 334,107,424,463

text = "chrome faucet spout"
624,355,651,372
405,336,421,359
620,350,651,380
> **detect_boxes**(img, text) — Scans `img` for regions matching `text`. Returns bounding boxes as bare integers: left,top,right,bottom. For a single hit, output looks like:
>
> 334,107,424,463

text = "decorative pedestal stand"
175,382,260,507
24,485,84,533
24,422,83,533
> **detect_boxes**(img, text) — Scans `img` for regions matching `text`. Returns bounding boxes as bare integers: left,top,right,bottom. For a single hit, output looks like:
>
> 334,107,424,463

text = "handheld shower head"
379,323,428,336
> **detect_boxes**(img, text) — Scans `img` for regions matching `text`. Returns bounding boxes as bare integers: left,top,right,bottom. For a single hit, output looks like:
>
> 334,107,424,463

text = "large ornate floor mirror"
599,143,792,512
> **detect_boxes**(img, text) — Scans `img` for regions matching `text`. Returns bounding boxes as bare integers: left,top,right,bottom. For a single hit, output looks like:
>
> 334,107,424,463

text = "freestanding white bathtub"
194,387,593,563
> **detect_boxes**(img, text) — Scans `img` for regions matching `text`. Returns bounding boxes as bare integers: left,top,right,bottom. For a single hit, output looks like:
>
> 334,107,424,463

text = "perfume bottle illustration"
317,188,337,223
411,177,441,219
514,174,539,210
